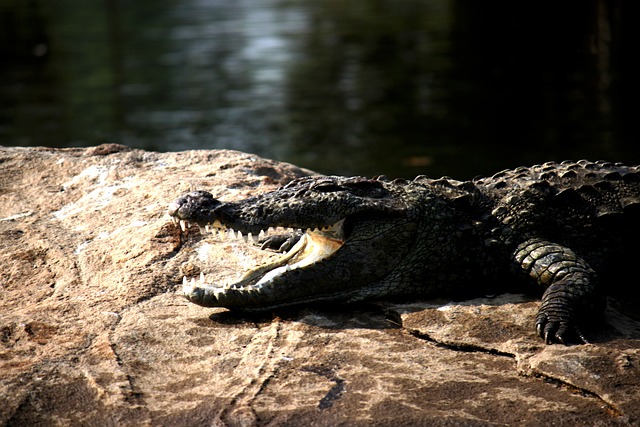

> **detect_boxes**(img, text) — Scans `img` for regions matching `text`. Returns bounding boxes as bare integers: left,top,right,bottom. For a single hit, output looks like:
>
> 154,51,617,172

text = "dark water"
1,0,638,179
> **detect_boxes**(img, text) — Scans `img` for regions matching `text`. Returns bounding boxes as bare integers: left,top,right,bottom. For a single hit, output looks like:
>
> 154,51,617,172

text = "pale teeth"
200,271,205,283
181,219,346,243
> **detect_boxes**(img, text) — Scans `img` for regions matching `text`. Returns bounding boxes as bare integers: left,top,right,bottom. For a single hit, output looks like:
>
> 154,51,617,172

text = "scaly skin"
168,160,640,344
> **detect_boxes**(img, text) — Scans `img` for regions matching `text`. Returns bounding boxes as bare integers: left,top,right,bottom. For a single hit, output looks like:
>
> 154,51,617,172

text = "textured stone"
0,145,639,426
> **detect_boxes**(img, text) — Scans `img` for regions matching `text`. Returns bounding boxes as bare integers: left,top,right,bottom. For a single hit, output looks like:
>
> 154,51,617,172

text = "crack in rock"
406,328,516,358
527,371,622,417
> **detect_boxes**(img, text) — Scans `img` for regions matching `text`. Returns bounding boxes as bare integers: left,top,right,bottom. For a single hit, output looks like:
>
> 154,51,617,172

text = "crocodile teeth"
182,275,198,296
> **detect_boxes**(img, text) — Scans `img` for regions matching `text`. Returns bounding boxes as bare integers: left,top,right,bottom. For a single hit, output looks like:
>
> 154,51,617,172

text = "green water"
1,0,638,179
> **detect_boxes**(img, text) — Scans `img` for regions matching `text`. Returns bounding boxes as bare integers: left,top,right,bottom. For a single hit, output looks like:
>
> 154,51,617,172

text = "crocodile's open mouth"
174,217,346,296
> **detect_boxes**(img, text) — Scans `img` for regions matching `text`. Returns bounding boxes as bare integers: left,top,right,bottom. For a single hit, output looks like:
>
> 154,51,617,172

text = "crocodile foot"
535,311,589,345
535,280,600,345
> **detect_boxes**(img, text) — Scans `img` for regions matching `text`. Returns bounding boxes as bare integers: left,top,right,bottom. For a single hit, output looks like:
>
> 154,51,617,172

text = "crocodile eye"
312,183,343,193
343,180,384,190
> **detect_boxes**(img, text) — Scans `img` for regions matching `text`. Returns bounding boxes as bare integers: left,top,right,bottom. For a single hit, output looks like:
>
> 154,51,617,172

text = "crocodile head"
168,175,422,311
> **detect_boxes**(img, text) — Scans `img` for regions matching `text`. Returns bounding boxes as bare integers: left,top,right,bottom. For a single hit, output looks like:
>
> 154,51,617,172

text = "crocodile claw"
535,312,590,345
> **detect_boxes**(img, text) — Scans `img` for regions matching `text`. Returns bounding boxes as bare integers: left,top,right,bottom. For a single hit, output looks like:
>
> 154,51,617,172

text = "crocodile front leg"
513,238,605,344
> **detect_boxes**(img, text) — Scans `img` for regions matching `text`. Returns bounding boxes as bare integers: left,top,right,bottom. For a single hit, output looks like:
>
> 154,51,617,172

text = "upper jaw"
168,190,348,236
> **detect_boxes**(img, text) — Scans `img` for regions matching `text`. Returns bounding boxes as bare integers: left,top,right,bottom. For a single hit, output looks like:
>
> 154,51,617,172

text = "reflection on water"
124,1,307,156
0,0,637,178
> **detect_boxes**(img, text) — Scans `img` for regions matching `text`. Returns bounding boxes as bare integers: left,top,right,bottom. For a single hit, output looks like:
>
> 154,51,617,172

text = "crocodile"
168,160,640,344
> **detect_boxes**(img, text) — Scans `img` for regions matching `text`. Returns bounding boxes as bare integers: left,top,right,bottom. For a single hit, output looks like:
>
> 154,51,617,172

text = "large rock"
1,145,638,426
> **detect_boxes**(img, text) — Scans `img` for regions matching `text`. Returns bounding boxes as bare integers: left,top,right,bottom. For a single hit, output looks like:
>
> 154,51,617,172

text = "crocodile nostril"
168,190,223,224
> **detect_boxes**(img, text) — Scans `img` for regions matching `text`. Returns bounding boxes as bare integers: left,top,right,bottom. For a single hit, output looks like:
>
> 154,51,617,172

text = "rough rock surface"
1,145,639,426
